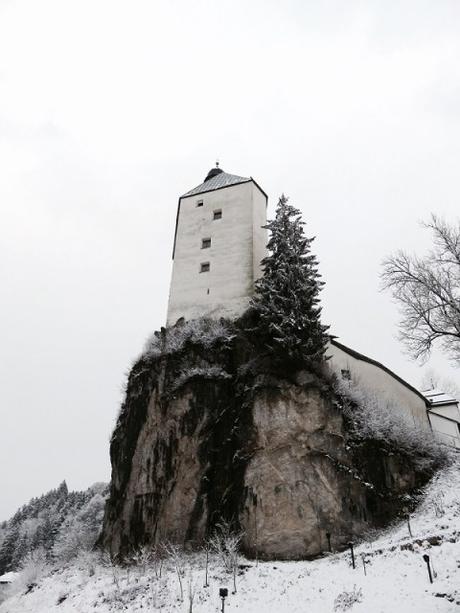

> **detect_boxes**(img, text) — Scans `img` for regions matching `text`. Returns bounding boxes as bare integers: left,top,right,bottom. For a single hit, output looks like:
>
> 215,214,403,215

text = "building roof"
172,167,268,259
181,169,251,198
422,389,459,407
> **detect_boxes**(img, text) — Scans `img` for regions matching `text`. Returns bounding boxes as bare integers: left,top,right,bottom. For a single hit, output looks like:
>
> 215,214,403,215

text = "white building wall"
167,181,267,325
252,185,268,282
428,412,460,448
327,341,431,431
429,403,460,421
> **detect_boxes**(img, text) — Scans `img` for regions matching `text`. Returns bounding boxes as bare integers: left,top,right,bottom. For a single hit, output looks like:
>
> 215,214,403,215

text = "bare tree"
152,544,164,580
187,572,197,613
209,521,243,594
100,551,122,589
164,542,184,601
381,214,460,364
420,367,460,397
131,544,152,576
202,541,210,588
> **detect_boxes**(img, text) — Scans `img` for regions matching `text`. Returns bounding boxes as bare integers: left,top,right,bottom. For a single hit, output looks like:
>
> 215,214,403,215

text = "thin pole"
407,514,413,538
348,542,355,569
423,554,433,584
204,548,209,587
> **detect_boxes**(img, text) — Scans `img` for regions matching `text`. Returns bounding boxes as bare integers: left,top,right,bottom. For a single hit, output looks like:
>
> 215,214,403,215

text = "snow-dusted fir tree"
251,195,329,367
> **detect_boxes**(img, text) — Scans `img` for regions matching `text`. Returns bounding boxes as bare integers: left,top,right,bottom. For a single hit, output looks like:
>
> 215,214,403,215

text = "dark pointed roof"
181,168,251,198
204,167,224,181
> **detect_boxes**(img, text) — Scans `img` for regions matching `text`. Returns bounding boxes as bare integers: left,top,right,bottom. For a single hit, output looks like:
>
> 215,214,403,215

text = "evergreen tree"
0,523,20,572
57,480,68,498
251,194,329,367
11,532,30,569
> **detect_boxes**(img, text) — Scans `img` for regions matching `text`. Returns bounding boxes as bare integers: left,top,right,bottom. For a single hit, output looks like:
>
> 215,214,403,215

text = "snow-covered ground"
1,462,459,613
0,574,19,585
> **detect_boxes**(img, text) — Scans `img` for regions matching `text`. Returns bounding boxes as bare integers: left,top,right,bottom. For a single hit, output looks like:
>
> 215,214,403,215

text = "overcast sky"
1,0,459,520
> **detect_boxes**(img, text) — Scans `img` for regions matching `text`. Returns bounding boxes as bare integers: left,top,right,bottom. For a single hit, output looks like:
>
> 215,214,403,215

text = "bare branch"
208,520,243,593
164,542,185,601
381,214,460,364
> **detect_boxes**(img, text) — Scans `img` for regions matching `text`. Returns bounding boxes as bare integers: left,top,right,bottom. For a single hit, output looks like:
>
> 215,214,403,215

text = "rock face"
100,322,431,560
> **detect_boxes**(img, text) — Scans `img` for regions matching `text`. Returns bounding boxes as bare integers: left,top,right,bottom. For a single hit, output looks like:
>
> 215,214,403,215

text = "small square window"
196,199,203,207
200,262,210,273
201,238,211,249
213,209,222,220
341,369,351,381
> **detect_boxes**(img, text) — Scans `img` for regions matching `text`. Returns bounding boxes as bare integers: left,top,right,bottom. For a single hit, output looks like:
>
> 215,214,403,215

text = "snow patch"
2,462,459,612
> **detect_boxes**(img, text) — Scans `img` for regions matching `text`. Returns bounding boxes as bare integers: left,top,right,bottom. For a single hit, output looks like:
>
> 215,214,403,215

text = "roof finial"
204,161,224,182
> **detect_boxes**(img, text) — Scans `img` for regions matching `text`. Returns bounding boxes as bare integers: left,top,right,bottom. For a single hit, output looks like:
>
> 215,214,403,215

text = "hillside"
0,482,108,575
1,461,458,612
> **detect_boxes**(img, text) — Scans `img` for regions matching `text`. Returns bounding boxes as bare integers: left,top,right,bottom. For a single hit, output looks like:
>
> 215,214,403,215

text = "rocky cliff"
100,318,436,560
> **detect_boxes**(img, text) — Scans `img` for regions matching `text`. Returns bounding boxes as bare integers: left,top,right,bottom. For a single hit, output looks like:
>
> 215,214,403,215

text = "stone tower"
166,166,268,325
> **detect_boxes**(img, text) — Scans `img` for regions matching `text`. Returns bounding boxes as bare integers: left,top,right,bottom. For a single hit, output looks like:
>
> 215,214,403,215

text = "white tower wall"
167,178,267,325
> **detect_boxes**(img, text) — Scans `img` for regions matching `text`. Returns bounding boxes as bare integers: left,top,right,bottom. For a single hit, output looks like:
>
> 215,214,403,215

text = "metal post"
348,542,355,569
361,554,367,576
423,554,433,584
326,532,332,552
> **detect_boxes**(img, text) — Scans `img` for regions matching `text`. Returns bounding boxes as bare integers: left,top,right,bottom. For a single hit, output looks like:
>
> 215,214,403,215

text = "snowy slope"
1,462,459,613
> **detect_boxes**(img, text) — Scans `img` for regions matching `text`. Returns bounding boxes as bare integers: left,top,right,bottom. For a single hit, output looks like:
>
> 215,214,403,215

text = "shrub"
335,378,451,471
333,585,363,611
142,318,235,360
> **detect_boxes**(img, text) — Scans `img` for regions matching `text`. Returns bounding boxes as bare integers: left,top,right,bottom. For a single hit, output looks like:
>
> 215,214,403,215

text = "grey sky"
1,0,459,520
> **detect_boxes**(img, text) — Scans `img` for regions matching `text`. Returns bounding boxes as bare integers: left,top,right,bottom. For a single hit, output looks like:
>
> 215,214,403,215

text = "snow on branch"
167,366,232,395
335,378,451,470
142,318,235,360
